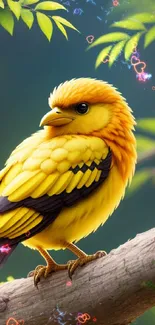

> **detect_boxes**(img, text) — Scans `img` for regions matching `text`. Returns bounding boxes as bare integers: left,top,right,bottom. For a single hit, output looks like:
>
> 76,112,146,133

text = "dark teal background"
0,0,155,324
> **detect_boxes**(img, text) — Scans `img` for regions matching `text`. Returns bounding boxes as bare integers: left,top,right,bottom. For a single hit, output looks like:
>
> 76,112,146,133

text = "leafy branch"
0,0,79,41
88,12,155,67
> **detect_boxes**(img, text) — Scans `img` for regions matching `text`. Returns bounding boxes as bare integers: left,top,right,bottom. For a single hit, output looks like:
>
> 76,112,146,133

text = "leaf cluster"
87,12,155,67
0,0,79,41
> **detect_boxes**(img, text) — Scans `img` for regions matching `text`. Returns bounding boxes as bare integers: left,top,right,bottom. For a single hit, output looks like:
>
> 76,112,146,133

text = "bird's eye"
75,103,89,115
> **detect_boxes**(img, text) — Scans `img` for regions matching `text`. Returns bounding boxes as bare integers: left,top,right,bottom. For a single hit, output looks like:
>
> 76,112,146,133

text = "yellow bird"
0,78,137,285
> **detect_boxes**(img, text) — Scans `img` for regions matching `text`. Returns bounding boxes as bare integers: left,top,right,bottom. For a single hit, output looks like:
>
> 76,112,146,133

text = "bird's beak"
40,108,74,127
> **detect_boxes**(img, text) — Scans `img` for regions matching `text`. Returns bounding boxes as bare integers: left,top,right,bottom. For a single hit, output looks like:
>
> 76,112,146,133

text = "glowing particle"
97,16,102,21
121,60,131,69
113,0,119,6
102,56,110,63
86,0,96,4
136,72,152,82
93,317,97,322
134,61,146,74
0,244,11,254
132,43,138,55
6,317,25,325
77,313,91,324
18,320,24,325
130,51,151,82
86,35,94,44
102,54,115,64
131,55,140,66
73,8,83,15
66,280,72,287
63,0,70,5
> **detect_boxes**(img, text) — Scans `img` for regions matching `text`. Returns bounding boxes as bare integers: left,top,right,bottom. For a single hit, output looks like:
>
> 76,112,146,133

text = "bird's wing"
0,132,112,245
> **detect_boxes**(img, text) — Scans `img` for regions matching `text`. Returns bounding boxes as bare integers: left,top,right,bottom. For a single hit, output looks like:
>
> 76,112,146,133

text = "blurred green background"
0,0,155,324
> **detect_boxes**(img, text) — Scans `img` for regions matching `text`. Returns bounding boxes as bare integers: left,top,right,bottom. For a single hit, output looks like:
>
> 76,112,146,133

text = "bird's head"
40,78,137,183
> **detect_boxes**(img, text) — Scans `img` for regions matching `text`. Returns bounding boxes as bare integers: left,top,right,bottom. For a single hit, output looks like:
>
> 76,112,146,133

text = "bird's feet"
67,250,107,279
28,263,68,287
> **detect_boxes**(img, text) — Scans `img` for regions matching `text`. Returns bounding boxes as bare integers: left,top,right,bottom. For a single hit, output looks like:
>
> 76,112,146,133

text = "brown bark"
1,228,155,325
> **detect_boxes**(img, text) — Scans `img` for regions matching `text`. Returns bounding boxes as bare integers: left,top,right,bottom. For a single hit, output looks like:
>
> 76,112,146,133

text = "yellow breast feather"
0,131,110,241
1,132,109,201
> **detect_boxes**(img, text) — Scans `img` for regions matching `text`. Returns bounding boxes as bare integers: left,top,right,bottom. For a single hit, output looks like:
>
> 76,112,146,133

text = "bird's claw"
27,263,68,287
67,259,79,280
93,250,107,258
27,265,48,287
67,250,107,279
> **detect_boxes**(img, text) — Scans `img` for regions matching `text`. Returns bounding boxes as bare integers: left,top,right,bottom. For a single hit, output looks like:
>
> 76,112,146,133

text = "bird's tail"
0,240,18,268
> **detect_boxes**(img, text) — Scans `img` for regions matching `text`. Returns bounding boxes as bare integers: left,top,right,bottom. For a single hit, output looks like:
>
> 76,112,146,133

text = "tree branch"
1,228,155,325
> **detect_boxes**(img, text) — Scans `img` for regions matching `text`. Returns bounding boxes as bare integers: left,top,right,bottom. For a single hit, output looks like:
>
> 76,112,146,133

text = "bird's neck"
103,132,136,186
92,106,137,185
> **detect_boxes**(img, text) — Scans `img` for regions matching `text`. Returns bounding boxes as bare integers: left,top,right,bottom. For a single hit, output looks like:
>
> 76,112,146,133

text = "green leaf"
109,40,126,67
137,118,155,134
111,19,146,30
129,12,155,24
23,0,39,4
52,15,78,32
0,8,14,34
7,0,21,19
35,1,66,11
88,32,130,49
127,169,152,196
144,26,155,48
0,0,4,9
124,32,143,60
53,20,68,39
21,8,34,28
36,12,53,41
95,45,112,68
136,135,155,153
